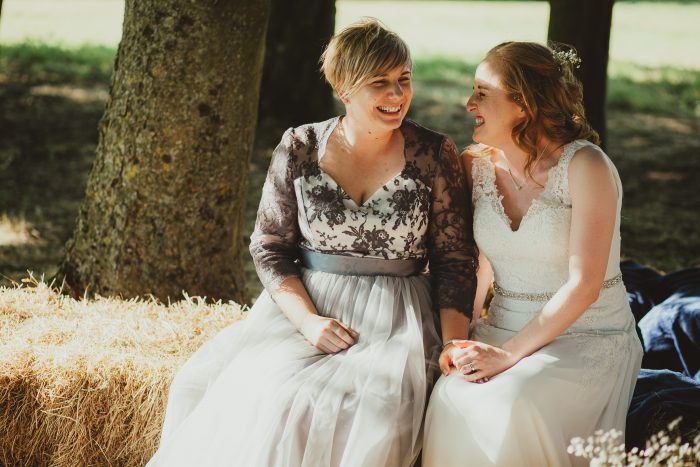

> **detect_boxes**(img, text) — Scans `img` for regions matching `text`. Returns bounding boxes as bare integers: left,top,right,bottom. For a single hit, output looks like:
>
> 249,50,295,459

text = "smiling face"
343,65,413,131
466,60,525,149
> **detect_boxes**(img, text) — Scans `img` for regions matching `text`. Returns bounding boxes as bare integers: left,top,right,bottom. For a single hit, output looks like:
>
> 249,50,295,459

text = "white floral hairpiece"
552,49,581,70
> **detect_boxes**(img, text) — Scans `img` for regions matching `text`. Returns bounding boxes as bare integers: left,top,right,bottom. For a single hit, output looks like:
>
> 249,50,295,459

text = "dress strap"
470,155,498,205
547,139,590,205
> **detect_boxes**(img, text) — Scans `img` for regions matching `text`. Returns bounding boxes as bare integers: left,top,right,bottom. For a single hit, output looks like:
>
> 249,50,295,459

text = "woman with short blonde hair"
148,18,478,466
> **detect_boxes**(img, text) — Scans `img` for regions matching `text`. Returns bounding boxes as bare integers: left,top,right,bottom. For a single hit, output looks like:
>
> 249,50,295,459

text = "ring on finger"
468,362,477,373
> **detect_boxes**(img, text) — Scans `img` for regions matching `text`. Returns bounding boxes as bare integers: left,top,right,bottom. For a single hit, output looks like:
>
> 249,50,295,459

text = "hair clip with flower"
552,49,582,70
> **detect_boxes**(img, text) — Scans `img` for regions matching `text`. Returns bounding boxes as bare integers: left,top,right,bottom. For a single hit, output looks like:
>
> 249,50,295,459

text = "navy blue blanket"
621,261,700,447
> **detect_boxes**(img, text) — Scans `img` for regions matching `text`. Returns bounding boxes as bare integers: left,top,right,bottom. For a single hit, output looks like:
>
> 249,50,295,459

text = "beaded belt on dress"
493,273,623,301
300,249,426,277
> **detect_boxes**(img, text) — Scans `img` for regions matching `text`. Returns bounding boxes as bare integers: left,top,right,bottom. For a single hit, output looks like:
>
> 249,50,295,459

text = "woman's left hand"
452,340,519,382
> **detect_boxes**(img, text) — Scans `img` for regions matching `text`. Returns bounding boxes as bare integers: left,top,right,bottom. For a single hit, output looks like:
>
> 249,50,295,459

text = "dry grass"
0,275,243,466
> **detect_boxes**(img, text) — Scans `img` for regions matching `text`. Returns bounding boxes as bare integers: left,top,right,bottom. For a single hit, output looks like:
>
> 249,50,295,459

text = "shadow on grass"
1,43,698,291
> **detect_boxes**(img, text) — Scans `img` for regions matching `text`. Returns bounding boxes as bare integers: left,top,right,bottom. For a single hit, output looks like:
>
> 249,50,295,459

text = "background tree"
548,0,615,148
257,0,336,135
58,0,269,303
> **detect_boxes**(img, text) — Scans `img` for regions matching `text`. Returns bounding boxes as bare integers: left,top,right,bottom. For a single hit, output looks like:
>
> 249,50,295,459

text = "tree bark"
547,0,614,149
59,0,269,303
258,0,335,134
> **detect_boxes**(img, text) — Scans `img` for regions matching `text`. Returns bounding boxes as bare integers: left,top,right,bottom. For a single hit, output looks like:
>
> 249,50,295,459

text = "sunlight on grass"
29,84,109,103
337,1,549,62
0,0,125,47
0,215,43,247
1,1,699,69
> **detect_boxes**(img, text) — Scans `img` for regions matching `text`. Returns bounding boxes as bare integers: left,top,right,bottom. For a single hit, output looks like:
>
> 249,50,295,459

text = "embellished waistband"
493,273,624,302
299,249,426,277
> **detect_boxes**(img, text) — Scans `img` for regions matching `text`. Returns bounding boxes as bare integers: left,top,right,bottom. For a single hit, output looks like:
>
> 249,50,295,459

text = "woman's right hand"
439,340,489,383
299,314,358,354
438,341,466,375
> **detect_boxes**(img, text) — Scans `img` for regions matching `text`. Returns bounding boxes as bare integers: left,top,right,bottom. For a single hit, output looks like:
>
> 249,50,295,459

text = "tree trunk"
547,0,614,149
58,0,269,303
258,0,335,134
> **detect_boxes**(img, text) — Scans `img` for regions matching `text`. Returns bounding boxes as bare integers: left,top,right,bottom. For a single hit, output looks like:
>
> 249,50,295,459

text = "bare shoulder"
568,142,618,197
569,143,610,170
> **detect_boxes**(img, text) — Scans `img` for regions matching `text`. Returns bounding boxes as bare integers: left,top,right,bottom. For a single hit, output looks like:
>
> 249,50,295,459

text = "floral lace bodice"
471,140,631,332
250,117,478,315
472,140,624,291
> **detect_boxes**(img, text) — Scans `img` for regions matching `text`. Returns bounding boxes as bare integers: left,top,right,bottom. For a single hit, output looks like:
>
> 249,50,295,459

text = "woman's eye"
372,80,387,86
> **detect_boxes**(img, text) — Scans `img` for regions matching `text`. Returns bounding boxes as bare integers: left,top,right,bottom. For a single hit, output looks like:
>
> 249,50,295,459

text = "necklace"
506,140,551,191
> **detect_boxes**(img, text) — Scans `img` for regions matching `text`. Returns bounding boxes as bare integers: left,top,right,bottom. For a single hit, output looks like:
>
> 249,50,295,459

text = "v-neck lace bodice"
317,118,408,207
471,140,624,302
472,142,577,233
250,117,479,315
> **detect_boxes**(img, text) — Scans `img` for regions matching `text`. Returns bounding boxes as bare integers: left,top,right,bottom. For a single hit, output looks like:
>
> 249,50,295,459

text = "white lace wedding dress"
422,140,643,466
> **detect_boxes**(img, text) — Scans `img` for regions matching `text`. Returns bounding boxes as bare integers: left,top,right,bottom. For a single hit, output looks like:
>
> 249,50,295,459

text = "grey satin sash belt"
300,249,426,277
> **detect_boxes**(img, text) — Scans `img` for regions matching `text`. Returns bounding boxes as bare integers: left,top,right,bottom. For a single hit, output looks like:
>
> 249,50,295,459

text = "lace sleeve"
427,137,479,316
249,128,301,291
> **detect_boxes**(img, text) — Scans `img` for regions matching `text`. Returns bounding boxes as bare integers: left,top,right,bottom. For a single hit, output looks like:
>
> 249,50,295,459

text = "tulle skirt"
422,287,643,467
148,268,441,467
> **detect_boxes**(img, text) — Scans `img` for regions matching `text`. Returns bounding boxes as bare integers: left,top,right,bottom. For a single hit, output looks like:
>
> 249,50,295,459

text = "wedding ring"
468,362,476,373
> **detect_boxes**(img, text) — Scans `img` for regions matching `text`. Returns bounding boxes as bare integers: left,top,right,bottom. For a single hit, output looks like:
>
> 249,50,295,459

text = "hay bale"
0,279,243,466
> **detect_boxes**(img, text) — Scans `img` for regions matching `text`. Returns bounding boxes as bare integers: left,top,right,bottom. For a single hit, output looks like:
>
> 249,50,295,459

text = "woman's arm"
458,146,619,381
440,151,493,376
431,138,480,374
271,277,357,354
472,251,493,320
250,128,357,353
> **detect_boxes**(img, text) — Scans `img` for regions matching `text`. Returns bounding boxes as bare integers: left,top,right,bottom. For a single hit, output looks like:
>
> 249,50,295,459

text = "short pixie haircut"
320,18,412,98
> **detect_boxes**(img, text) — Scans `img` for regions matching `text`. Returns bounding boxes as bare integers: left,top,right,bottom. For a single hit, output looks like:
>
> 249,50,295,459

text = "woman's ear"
335,89,350,105
514,94,526,113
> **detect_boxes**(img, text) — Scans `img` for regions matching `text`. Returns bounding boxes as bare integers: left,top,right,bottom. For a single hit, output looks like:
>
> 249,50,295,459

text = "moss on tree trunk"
59,0,269,303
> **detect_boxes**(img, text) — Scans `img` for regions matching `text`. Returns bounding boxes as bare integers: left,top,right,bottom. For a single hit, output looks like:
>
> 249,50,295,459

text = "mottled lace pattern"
470,139,635,330
250,118,478,315
468,139,638,386
249,127,303,291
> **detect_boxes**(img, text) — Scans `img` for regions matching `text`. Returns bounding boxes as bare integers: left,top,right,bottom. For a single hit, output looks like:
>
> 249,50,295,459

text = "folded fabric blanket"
621,260,700,324
626,369,700,448
621,261,700,381
621,261,700,447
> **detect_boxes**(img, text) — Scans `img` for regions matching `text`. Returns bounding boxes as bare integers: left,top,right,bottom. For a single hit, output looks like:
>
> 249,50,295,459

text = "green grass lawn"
2,1,700,68
1,1,699,294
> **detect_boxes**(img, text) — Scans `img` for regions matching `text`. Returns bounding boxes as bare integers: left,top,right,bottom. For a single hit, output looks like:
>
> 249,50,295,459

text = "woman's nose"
466,94,476,112
390,81,404,97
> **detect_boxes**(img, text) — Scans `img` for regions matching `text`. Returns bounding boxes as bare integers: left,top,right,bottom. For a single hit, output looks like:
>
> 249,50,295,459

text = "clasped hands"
439,340,518,383
299,314,358,354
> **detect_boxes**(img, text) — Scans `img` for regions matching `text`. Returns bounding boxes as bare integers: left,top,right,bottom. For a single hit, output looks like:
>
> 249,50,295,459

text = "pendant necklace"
506,140,551,190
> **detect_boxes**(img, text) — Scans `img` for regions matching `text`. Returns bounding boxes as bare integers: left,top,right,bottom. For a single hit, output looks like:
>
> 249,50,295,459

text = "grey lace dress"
148,117,478,467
